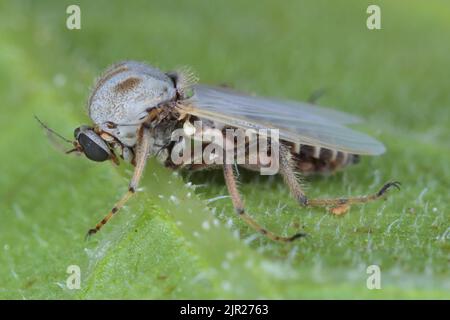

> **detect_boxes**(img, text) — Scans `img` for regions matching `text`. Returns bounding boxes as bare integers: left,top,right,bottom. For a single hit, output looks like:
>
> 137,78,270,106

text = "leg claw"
287,232,308,242
85,228,97,240
377,181,401,197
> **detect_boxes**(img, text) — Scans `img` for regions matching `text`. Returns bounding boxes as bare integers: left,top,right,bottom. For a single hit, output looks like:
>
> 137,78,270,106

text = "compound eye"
76,129,111,162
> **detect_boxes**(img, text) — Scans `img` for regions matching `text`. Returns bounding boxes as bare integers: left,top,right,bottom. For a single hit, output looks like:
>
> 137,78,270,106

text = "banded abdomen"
284,142,360,175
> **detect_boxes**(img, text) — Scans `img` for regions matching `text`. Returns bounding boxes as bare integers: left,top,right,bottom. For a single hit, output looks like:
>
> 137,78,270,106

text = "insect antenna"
34,115,80,154
34,115,73,144
65,147,80,154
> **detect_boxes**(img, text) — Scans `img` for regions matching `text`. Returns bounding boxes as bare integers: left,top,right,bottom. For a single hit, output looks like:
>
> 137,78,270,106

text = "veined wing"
179,84,385,155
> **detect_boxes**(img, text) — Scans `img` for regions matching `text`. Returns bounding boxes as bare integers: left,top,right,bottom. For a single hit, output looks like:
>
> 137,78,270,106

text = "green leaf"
0,0,449,299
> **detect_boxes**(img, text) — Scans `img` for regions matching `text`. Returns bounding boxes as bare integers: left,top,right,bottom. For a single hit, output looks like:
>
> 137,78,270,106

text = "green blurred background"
0,0,449,299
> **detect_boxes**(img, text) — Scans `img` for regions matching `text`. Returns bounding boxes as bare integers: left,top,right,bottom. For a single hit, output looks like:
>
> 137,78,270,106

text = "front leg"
86,124,152,237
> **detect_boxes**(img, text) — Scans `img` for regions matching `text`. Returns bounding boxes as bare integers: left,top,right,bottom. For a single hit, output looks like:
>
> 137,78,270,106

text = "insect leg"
304,181,401,207
86,125,152,237
279,145,400,211
223,163,306,242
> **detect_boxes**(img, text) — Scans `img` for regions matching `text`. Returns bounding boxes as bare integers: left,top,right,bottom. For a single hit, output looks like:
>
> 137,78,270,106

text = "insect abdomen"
289,143,360,175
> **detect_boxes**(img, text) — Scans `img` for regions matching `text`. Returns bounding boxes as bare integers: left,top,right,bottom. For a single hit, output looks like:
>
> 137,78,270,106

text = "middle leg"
223,163,306,242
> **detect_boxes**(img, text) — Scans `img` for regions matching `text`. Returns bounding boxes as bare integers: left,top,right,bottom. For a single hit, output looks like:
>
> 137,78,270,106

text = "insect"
39,61,400,242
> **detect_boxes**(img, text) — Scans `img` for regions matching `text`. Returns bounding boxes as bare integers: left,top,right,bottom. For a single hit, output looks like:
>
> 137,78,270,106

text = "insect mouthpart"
74,125,112,162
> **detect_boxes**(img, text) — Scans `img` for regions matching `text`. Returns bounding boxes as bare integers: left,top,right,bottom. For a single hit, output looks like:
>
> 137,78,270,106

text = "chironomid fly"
37,61,400,242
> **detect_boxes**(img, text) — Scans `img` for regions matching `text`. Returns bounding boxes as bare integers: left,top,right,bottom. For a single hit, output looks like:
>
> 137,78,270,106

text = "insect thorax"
88,61,178,146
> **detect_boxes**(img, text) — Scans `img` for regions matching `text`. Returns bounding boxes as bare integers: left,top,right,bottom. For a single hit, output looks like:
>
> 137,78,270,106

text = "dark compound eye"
74,127,111,162
78,133,110,162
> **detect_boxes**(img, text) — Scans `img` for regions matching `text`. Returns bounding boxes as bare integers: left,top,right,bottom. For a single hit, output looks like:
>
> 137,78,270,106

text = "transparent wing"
179,84,385,155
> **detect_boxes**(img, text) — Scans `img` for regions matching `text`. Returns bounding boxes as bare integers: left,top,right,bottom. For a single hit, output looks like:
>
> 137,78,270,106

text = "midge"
39,61,400,242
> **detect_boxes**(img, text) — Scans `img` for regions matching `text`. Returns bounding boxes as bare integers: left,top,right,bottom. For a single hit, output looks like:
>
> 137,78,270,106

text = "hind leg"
279,145,400,213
